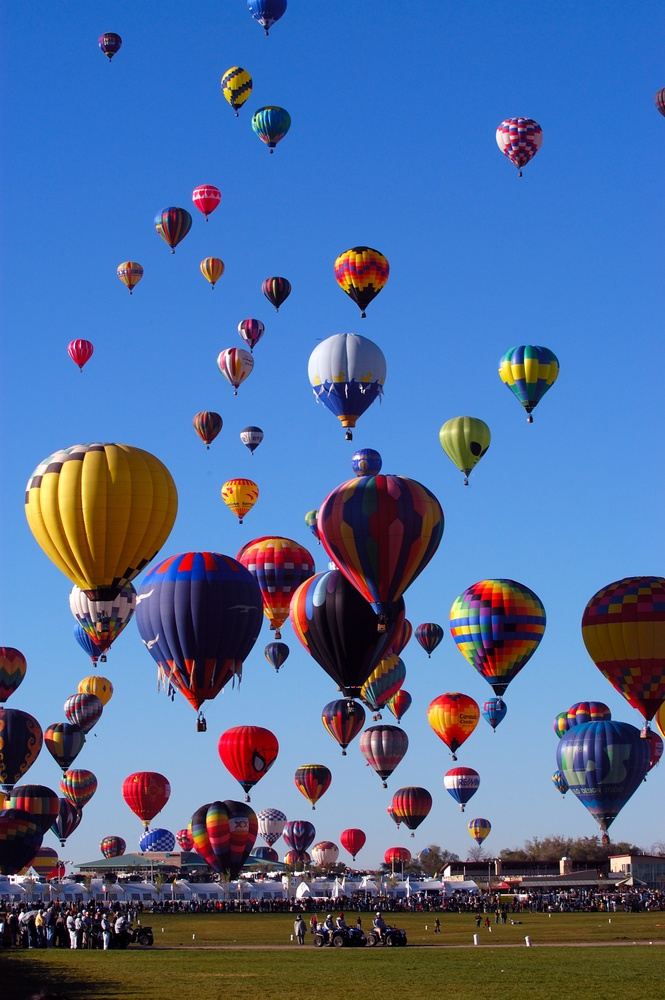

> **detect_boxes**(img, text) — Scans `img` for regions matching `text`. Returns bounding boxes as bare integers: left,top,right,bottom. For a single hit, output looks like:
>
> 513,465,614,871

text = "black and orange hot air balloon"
294,764,331,810
334,246,389,318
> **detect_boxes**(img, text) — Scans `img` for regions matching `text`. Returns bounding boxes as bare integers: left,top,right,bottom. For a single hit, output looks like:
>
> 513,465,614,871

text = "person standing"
294,915,306,944
101,913,111,951
66,912,77,949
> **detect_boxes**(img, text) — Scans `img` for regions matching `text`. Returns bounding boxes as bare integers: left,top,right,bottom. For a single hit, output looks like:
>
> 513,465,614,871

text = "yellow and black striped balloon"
221,66,252,116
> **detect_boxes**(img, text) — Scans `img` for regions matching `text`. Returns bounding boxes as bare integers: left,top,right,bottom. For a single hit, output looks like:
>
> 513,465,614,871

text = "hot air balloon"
63,693,103,734
351,448,382,477
360,655,406,717
311,841,339,867
566,702,612,727
552,770,568,796
294,764,331,810
340,828,366,861
427,693,479,761
50,798,82,847
247,0,287,34
122,772,171,830
390,619,412,657
384,846,411,868
386,803,400,828
192,184,221,220
136,552,263,719
67,339,94,372
139,828,176,852
99,32,122,60
264,642,289,673
191,800,258,877
318,477,444,629
252,845,279,863
414,623,444,658
654,89,665,117
0,708,42,794
240,426,264,453
25,444,177,599
101,836,126,858
257,808,286,847
252,106,291,152
582,577,665,725
553,712,570,739
334,247,389,318
0,811,43,875
218,726,279,801
60,769,97,811
238,319,265,352
44,724,85,772
78,675,113,707
496,117,543,175
7,785,59,834
657,703,665,740
116,261,143,294
262,276,291,311
69,583,136,662
646,730,663,771
200,257,225,288
449,580,546,696
499,346,559,422
391,787,432,836
284,849,310,867
193,411,223,448
238,536,315,639
307,333,386,440
221,479,259,525
221,66,253,116
321,699,366,755
218,347,254,396
467,818,491,846
0,648,27,704
386,689,412,723
557,720,649,842
176,828,194,852
443,767,480,812
74,626,101,664
439,417,491,485
283,819,316,854
155,207,192,252
304,510,319,540
481,698,507,732
359,724,408,788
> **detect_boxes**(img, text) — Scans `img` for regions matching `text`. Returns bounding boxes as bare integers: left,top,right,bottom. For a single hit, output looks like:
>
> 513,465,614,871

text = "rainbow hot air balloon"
414,623,444,658
552,770,568,796
69,583,136,662
247,0,287,35
252,106,291,153
581,577,665,725
116,261,143,294
307,333,386,440
351,448,382,477
0,648,27,704
467,817,491,846
50,798,82,847
264,641,289,673
566,702,612,727
334,247,389,318
176,828,194,852
294,764,331,810
238,536,315,639
221,479,259,525
240,426,264,454
139,828,176,852
0,708,43,793
78,675,113,707
317,475,444,624
557,720,649,842
0,811,43,876
311,841,338,867
25,444,177,599
321,699,366,755
262,276,291,311
218,726,279,801
192,184,221,220
99,32,122,60
67,339,94,371
44,724,85,772
101,836,126,858
283,820,315,854
443,767,480,812
391,786,432,836
258,808,286,847
386,689,412,723
60,769,97,811
360,654,406,717
221,66,253,116
7,785,59,834
481,698,507,732
136,552,263,718
427,693,479,761
63,693,103,734
200,257,225,288
122,772,171,830
154,207,192,252
193,411,223,448
553,712,570,739
359,724,408,788
450,579,546,697
218,347,254,396
439,417,491,485
340,828,366,860
496,117,543,175
191,800,258,877
29,846,61,879
499,346,559,423
238,319,265,352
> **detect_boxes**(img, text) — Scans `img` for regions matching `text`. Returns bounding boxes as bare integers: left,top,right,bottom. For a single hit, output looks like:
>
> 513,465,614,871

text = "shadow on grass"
0,953,121,999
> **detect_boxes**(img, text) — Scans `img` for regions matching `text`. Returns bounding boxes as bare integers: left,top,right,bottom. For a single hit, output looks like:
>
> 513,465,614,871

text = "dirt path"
151,939,665,951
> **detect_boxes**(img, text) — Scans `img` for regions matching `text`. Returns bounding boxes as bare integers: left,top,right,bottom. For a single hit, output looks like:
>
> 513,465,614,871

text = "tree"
499,835,644,864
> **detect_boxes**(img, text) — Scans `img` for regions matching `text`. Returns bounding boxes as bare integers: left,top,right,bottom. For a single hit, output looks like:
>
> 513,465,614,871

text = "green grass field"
2,913,664,1000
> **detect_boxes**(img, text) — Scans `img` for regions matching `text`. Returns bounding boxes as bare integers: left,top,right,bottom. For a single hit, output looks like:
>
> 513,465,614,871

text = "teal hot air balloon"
556,720,649,842
552,769,569,796
498,345,559,423
251,107,291,153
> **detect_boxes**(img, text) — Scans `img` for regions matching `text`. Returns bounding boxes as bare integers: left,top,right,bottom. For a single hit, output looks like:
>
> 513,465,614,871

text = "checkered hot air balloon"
139,828,176,853
69,584,136,662
496,117,543,175
334,247,390,318
257,808,286,847
238,536,315,639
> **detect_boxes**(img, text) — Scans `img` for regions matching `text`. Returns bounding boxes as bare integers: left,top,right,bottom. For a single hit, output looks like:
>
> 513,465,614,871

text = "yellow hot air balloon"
221,66,253,116
200,257,225,289
220,479,259,525
78,675,113,707
116,261,144,295
655,701,665,740
25,444,178,599
439,417,491,485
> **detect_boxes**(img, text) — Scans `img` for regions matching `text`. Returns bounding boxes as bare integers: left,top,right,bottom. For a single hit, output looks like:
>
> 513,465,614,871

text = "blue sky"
1,0,664,869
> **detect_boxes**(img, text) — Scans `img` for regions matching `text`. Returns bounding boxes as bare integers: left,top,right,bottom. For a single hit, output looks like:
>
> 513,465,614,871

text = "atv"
113,925,154,949
314,926,367,948
366,925,407,947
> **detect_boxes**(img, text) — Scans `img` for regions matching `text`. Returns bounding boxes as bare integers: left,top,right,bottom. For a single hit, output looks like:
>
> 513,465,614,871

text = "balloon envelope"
334,247,389,317
101,836,126,858
122,772,171,829
359,724,408,787
0,648,27,704
321,699,366,754
7,785,59,834
191,800,258,877
498,346,559,421
0,708,43,793
218,726,279,798
283,820,315,854
308,334,386,437
0,810,43,875
139,828,176,852
257,808,286,847
238,536,315,639
427,693,480,760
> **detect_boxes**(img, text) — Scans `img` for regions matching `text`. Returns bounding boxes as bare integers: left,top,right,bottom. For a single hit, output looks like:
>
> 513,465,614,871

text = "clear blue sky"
1,0,664,869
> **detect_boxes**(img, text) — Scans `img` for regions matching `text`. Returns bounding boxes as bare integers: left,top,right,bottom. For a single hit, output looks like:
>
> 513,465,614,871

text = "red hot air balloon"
192,184,221,220
646,730,663,771
176,828,194,852
391,786,432,836
238,319,265,352
384,846,411,868
193,411,223,449
294,764,331,810
101,836,126,858
340,828,366,861
0,647,27,703
390,619,412,656
386,689,412,723
359,724,408,788
218,726,279,801
122,772,171,829
67,340,94,372
98,32,122,61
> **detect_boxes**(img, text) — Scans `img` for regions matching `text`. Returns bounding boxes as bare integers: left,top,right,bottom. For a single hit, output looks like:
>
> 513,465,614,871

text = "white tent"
122,881,158,903
89,879,126,901
331,878,345,899
188,882,226,900
49,880,90,903
167,880,194,900
359,877,379,895
295,882,311,899
0,876,25,901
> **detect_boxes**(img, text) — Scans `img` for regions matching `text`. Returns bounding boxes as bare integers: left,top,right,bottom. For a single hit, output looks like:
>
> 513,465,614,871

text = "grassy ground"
2,914,664,1000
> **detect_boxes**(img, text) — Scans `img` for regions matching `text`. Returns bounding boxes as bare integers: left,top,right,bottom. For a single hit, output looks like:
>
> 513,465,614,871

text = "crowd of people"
0,902,145,950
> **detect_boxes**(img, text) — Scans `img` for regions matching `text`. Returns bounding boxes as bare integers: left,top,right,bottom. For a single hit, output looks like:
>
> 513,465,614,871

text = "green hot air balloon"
439,417,491,485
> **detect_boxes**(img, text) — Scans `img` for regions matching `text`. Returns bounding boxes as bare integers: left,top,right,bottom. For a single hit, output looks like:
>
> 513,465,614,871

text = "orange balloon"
427,692,479,760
